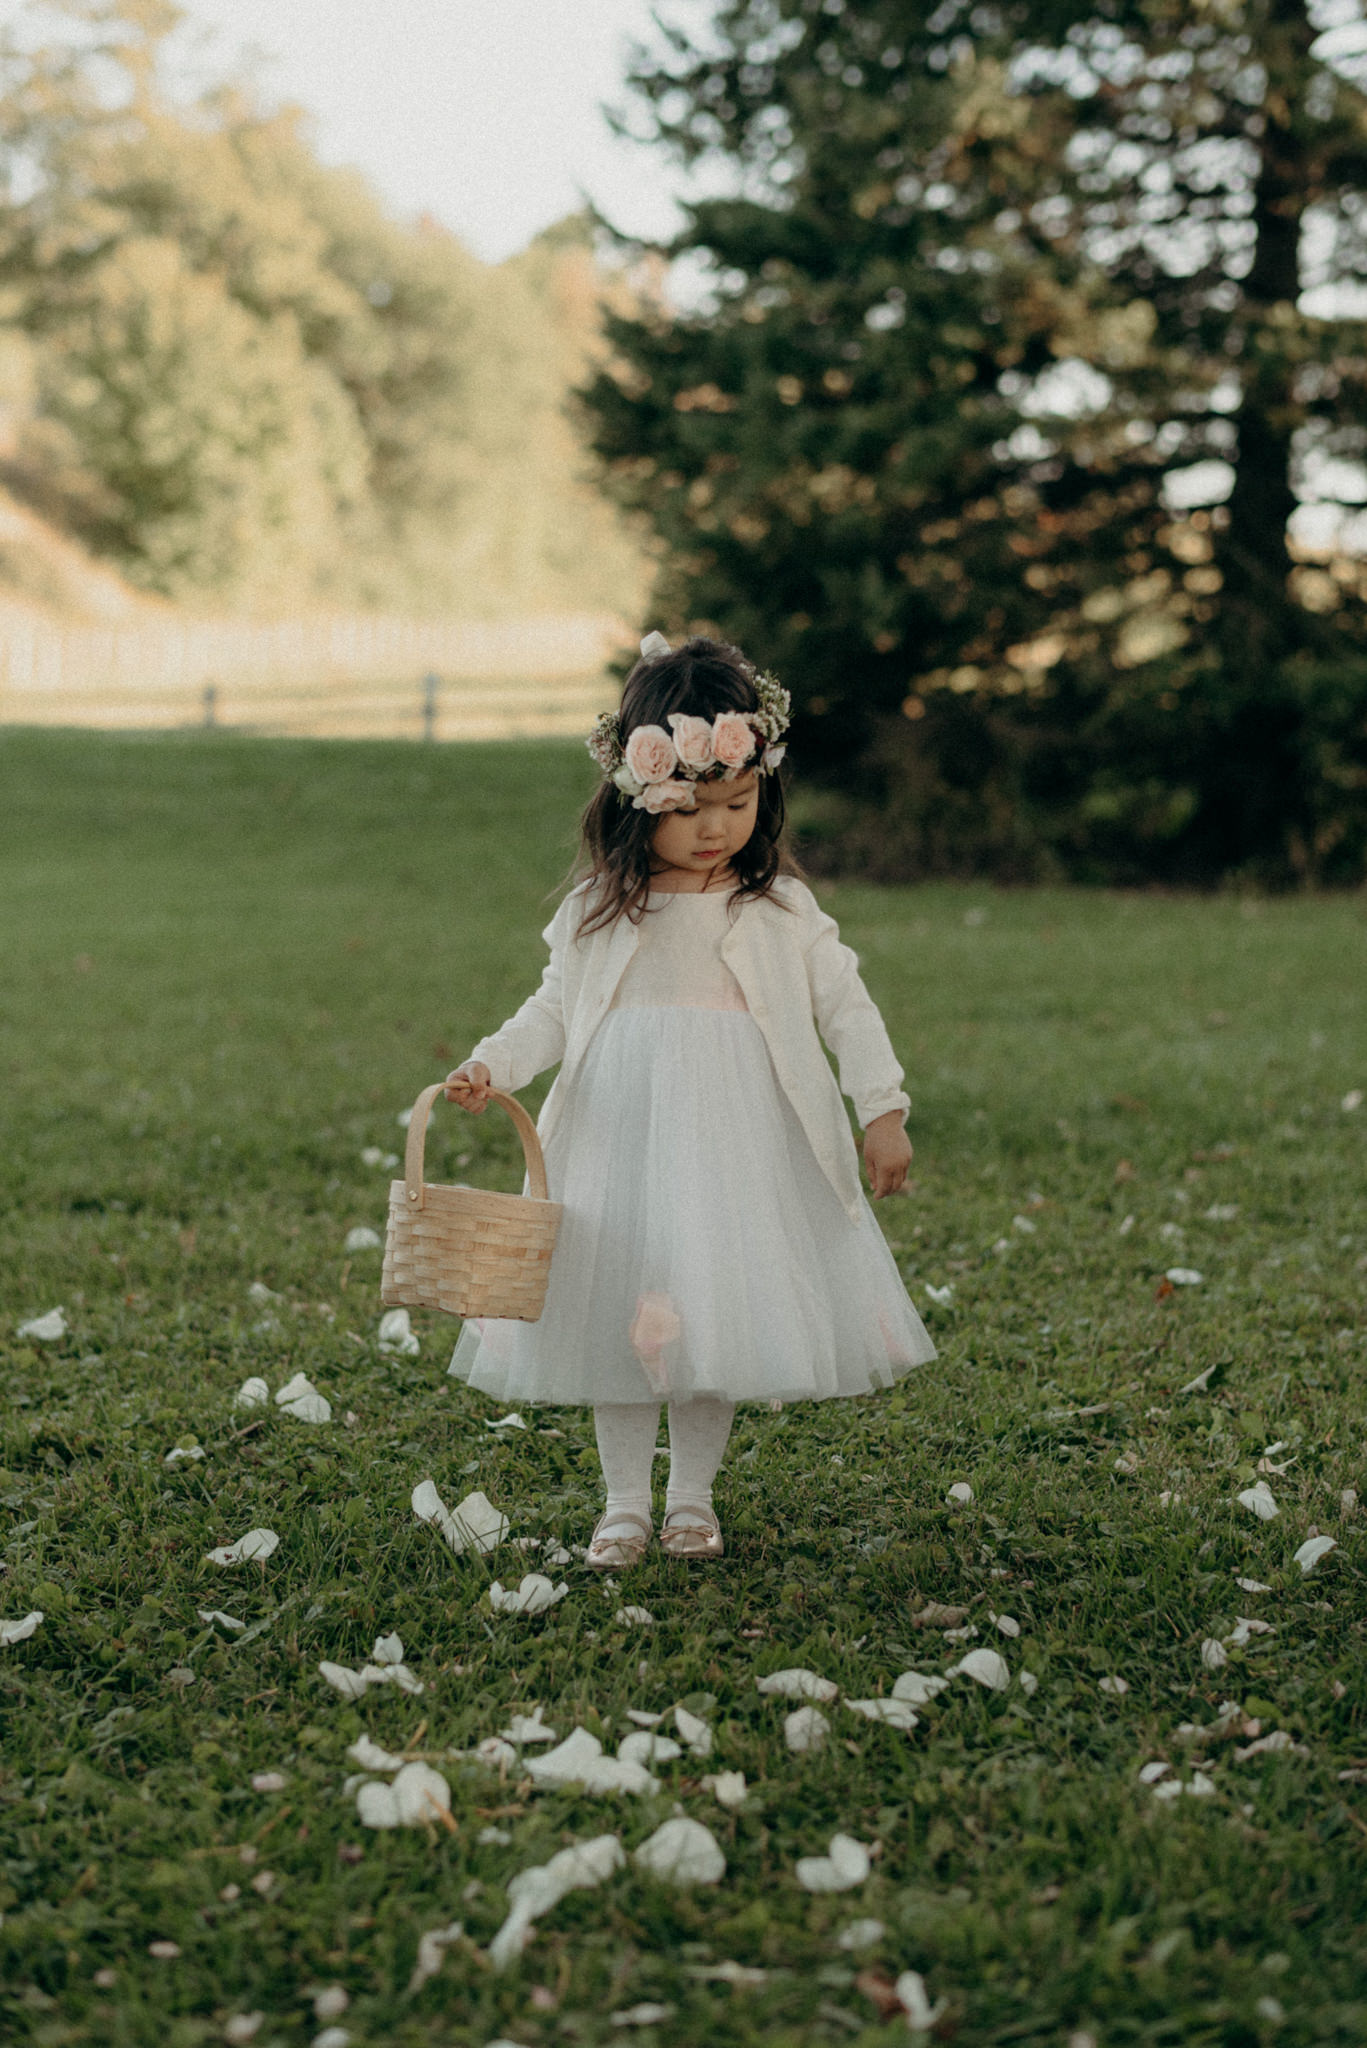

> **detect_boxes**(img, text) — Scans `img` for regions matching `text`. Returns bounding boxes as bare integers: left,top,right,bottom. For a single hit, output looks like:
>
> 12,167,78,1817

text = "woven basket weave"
381,1081,561,1322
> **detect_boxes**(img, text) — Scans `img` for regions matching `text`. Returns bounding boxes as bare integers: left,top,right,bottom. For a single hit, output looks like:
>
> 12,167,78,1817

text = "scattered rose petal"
17,1307,66,1341
837,1919,885,1951
1225,1616,1275,1646
356,1760,451,1829
943,1623,978,1642
164,1444,205,1464
755,1668,839,1703
524,1726,659,1795
949,1647,1010,1691
891,1671,950,1704
488,1834,624,1970
412,1481,508,1554
485,1412,527,1431
795,1833,870,1893
1099,1675,1129,1695
273,1371,332,1423
701,1769,747,1809
407,1921,464,1993
1294,1535,1337,1575
488,1574,568,1616
1138,1760,1172,1784
198,1609,246,1632
312,1987,349,2022
618,1730,682,1767
377,1308,419,1355
1237,1481,1279,1521
682,1961,768,1986
319,1661,369,1700
1235,1730,1309,1760
784,1705,830,1753
1178,1364,1217,1394
908,1601,967,1629
1204,1203,1238,1221
501,1709,559,1746
896,1970,945,2033
0,1611,44,1646
1201,1638,1228,1672
251,1771,287,1793
224,2020,263,2046
1113,1451,1139,1475
633,1816,725,1885
147,1940,181,1959
845,1698,919,1729
946,1481,973,1503
611,2004,675,2027
1342,1489,1358,1513
1165,1268,1203,1286
992,1613,1021,1638
205,1527,279,1566
347,1734,406,1770
673,1705,713,1756
1236,1577,1272,1594
614,1606,655,1626
232,1376,270,1410
624,1708,664,1728
313,2028,350,2048
925,1283,954,1306
344,1226,382,1251
478,1825,511,1844
1342,1089,1363,1113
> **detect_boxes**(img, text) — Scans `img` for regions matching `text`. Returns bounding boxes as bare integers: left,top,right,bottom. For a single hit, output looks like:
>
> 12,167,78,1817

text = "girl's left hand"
863,1111,912,1199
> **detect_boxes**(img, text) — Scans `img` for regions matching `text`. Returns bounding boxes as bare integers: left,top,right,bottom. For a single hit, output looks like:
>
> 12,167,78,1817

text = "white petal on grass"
251,1771,287,1793
407,1920,464,1994
1113,1451,1139,1475
500,1708,559,1746
1235,1729,1309,1760
524,1726,660,1796
1236,1576,1273,1594
673,1705,713,1757
17,1307,66,1341
1165,1268,1204,1286
1117,1213,1136,1236
1294,1535,1337,1575
784,1705,831,1753
795,1833,870,1893
198,1609,246,1633
1342,1489,1358,1513
313,2028,350,2048
756,1668,839,1703
1204,1204,1238,1222
701,1769,747,1809
377,1308,420,1356
633,1816,725,1885
943,1623,979,1643
892,1671,951,1705
1179,1364,1218,1394
347,1734,406,1771
478,1825,511,1844
273,1371,332,1424
845,1698,920,1730
232,1376,270,1410
471,1737,518,1770
319,1662,370,1700
485,1412,527,1431
357,1660,424,1695
837,1918,885,1951
611,2003,675,2027
1098,1675,1129,1696
1138,1760,1173,1784
205,1527,279,1566
356,1760,451,1830
1225,1616,1275,1647
1237,1481,1279,1521
488,1574,568,1616
617,1730,682,1767
614,1605,655,1626
488,1834,625,1970
1201,1638,1229,1672
369,1632,404,1666
344,1225,382,1252
948,1647,1010,1691
992,1613,1021,1638
164,1444,206,1465
896,1971,946,2033
1018,1670,1039,1695
224,2020,264,2046
412,1481,508,1554
925,1284,954,1306
946,1481,974,1503
0,1611,43,1646
625,1708,664,1727
1342,1088,1363,1113
682,1961,768,1987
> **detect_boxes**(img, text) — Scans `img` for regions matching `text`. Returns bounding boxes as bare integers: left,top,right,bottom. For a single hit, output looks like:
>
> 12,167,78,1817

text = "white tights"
594,1398,735,1538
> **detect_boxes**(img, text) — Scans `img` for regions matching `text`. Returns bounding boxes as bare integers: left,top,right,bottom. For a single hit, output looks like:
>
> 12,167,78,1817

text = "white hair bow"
639,630,672,660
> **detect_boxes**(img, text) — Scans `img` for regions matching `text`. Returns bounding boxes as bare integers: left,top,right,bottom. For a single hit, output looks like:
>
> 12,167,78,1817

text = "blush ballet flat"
585,1509,653,1570
660,1504,724,1559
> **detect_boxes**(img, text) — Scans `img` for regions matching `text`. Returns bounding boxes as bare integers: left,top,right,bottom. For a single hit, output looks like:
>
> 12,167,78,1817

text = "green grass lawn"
1,727,1365,2048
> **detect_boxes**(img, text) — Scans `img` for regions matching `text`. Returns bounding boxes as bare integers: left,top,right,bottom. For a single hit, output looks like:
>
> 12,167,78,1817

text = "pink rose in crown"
635,778,696,814
667,712,716,772
711,712,756,769
623,723,679,785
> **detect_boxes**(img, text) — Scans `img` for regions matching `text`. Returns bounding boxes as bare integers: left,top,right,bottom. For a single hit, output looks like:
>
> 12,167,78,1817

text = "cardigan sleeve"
464,895,572,1091
800,895,911,1129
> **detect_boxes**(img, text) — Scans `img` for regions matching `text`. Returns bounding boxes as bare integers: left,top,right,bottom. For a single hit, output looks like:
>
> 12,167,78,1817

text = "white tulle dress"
447,890,936,1407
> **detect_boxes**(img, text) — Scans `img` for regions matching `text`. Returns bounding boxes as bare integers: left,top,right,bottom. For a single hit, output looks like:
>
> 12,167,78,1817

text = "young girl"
445,633,936,1567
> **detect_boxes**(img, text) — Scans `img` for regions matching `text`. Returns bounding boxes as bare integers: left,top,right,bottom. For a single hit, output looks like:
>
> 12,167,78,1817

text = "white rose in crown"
667,713,717,772
623,724,679,786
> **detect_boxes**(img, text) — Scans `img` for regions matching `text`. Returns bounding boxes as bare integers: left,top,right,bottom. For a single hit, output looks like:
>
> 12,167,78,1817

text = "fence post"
203,682,217,729
422,671,439,742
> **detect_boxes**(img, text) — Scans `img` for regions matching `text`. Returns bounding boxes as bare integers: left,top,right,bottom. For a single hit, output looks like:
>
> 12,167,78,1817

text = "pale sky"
170,0,702,264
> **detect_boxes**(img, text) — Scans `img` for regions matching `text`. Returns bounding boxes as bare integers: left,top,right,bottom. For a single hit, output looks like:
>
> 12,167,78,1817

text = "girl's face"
650,772,759,879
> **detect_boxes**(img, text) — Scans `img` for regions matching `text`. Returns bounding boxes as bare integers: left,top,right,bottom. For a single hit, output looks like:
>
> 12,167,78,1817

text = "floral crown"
586,631,791,814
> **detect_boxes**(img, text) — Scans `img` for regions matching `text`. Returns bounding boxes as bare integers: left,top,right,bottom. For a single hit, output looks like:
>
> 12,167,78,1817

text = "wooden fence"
0,609,625,740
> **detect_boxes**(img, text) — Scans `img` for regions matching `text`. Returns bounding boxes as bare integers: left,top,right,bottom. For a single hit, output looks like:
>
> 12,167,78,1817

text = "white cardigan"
467,875,910,1220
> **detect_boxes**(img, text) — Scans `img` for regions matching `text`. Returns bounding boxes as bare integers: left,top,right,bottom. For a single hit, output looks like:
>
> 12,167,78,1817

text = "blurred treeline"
583,0,1367,886
0,0,647,619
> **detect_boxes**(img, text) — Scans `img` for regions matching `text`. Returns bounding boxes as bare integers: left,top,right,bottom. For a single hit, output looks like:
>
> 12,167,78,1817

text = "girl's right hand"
444,1062,492,1113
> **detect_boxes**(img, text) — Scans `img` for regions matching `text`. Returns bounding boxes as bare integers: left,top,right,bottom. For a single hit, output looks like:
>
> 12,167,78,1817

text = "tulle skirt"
448,1006,937,1406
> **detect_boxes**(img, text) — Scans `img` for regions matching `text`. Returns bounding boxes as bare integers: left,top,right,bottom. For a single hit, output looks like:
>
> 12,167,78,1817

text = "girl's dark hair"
576,635,797,933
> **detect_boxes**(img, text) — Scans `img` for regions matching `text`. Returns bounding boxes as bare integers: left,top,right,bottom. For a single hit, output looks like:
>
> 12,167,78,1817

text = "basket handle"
402,1081,550,1210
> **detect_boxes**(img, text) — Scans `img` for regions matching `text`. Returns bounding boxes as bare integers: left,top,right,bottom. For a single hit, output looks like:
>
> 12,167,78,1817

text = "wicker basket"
381,1081,562,1322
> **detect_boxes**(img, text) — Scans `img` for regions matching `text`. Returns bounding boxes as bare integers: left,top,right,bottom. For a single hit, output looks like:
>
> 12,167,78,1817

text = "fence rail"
0,608,624,740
